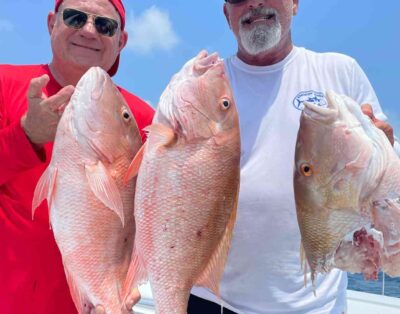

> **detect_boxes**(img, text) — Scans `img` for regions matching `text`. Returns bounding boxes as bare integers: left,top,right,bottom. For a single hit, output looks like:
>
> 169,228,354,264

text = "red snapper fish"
33,67,142,313
294,90,400,284
124,51,240,314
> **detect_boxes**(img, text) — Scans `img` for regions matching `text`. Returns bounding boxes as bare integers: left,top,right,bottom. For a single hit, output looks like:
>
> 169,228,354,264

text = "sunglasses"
62,8,119,37
225,0,247,4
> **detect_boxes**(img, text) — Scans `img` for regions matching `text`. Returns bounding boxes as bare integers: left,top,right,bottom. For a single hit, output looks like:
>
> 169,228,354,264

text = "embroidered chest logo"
293,90,327,110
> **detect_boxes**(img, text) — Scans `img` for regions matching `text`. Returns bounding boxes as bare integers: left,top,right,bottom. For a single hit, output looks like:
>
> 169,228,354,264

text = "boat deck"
133,284,400,313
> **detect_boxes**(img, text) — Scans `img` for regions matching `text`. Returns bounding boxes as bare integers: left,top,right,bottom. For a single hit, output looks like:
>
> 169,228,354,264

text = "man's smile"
71,42,101,52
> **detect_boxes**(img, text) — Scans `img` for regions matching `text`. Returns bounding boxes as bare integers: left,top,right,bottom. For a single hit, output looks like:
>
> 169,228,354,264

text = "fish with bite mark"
294,90,400,284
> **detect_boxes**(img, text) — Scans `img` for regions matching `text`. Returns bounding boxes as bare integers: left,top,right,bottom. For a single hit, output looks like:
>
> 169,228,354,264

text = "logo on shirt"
293,90,327,110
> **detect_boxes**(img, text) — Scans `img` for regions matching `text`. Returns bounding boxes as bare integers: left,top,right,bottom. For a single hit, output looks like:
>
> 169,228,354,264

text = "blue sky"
1,0,399,133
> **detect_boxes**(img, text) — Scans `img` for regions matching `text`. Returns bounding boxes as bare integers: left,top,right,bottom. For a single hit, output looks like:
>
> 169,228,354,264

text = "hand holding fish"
89,305,106,314
21,74,74,146
124,288,141,311
82,287,141,313
361,103,394,145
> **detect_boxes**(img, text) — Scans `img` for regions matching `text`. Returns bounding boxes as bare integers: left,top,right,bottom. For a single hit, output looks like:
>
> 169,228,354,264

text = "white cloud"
0,19,14,32
126,6,179,54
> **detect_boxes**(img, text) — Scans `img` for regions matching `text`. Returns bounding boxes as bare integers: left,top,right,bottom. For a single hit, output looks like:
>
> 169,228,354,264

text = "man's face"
48,0,127,73
224,0,298,56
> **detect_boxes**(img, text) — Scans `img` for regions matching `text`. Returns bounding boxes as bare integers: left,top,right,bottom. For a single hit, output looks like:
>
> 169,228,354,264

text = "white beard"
238,12,282,56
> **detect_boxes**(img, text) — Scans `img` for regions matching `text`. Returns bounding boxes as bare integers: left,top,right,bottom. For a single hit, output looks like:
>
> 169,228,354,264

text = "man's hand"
361,104,394,146
124,287,141,311
21,74,74,145
87,288,141,313
89,305,106,314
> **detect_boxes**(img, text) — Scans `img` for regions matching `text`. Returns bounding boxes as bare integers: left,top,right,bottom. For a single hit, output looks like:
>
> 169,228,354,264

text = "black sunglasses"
62,8,119,37
225,0,247,4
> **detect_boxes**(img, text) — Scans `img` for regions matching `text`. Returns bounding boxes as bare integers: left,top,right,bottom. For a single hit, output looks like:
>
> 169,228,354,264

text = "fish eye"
122,109,131,121
300,163,313,177
220,98,231,110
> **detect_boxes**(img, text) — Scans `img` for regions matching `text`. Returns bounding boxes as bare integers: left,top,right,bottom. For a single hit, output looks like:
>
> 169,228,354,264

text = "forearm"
0,119,46,185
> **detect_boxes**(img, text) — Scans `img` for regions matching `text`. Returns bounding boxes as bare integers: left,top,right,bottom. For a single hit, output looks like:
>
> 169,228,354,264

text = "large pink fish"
294,91,400,283
33,67,141,313
124,51,240,314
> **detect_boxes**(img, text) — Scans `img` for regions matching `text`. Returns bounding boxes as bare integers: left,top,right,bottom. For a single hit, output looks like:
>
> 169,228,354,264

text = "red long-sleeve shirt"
0,64,154,313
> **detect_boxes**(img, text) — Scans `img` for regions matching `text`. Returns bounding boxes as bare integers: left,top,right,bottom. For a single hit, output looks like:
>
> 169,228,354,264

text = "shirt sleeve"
350,59,387,121
350,59,400,155
0,81,45,185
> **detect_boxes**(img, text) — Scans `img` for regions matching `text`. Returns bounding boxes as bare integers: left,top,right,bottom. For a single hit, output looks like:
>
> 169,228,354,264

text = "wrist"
20,115,46,161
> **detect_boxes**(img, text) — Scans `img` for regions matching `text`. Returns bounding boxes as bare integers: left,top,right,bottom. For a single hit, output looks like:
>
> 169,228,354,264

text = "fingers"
22,83,74,145
90,305,106,314
27,75,50,100
47,85,75,112
375,120,394,146
361,103,375,121
361,103,394,146
125,287,141,311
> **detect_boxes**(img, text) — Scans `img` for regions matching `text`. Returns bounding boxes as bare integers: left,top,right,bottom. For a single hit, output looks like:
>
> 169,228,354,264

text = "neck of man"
48,61,90,87
237,32,294,66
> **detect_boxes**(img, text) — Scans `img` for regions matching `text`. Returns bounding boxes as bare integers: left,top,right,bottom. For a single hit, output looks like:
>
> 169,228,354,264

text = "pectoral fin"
85,161,124,227
124,143,146,184
32,166,58,222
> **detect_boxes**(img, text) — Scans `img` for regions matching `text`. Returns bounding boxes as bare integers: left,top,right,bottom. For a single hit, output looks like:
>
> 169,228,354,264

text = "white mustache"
239,7,278,25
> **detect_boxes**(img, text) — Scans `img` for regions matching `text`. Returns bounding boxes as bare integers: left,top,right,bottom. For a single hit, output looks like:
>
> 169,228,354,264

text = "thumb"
360,104,376,122
125,287,141,310
27,74,50,99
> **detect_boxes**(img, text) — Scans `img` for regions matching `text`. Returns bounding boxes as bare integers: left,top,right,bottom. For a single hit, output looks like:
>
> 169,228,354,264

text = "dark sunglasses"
62,8,119,37
225,0,247,4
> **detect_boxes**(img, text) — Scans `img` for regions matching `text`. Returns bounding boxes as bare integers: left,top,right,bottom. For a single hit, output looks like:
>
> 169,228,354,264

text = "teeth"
244,14,274,25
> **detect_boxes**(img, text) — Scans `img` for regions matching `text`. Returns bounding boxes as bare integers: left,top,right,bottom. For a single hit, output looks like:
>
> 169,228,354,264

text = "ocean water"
348,272,400,298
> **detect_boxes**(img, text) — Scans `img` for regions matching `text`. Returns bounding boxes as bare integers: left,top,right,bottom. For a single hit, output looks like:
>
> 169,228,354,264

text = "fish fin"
64,264,92,312
300,241,308,287
85,161,125,227
145,123,176,147
124,143,146,184
32,166,58,221
195,180,239,297
123,247,148,302
300,241,317,294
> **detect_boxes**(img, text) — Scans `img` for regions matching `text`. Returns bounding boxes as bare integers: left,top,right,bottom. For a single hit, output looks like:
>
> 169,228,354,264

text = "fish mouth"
302,92,339,124
193,50,221,75
158,51,226,140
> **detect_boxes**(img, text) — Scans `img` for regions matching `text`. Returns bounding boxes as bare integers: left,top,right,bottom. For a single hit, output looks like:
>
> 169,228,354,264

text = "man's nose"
80,18,98,37
247,0,264,8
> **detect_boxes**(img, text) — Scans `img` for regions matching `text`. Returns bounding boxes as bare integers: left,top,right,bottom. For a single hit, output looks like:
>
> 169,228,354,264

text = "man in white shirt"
189,0,395,313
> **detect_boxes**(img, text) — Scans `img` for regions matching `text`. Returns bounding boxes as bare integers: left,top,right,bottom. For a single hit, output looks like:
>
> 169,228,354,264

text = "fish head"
156,50,238,141
69,67,141,162
294,91,378,276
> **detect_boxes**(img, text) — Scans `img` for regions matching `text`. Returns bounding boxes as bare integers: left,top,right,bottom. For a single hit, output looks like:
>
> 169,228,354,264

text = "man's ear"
293,0,299,16
47,11,56,35
223,4,232,29
118,30,128,52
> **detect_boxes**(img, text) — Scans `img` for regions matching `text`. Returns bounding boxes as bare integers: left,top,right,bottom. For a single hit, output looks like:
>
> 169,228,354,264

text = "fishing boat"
132,283,400,314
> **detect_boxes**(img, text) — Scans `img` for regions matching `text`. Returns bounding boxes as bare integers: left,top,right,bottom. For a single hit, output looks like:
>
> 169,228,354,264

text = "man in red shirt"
0,0,154,313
